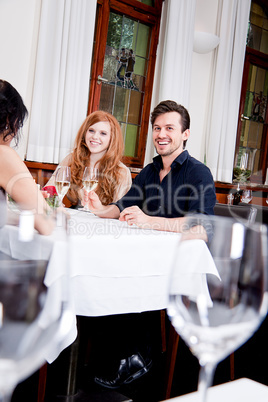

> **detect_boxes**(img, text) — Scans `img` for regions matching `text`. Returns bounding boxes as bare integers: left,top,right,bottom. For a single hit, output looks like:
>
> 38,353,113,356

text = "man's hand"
119,206,152,228
84,190,103,212
84,191,120,219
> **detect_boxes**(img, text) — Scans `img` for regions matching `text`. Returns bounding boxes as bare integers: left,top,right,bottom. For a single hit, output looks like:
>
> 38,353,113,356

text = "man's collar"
153,150,189,171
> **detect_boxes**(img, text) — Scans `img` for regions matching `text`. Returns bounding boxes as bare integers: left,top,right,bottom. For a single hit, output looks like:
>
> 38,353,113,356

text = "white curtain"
144,0,196,166
27,0,97,164
204,0,251,182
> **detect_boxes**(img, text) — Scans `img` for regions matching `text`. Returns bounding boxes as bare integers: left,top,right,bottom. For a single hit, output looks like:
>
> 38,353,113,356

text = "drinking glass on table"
0,208,72,402
55,166,71,207
241,189,252,203
167,215,268,402
80,167,99,212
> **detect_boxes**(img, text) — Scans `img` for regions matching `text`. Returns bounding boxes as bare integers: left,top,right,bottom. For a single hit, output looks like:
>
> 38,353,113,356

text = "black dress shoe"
94,353,152,389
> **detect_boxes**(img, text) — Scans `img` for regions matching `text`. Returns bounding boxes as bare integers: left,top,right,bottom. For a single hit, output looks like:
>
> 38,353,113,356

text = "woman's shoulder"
0,146,30,189
60,153,73,166
0,145,22,165
118,161,131,179
119,161,130,171
113,162,132,200
0,144,17,155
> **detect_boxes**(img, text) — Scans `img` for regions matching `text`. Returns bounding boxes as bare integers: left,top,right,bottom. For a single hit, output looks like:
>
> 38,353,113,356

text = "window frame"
234,2,268,184
87,0,163,169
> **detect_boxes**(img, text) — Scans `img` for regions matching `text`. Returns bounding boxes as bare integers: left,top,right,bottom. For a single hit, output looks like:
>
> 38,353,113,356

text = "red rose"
42,185,58,197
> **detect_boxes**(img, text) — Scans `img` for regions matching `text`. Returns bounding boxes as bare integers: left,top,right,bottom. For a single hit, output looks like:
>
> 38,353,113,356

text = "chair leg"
230,352,235,380
66,330,80,396
37,362,47,402
160,309,167,353
164,321,180,400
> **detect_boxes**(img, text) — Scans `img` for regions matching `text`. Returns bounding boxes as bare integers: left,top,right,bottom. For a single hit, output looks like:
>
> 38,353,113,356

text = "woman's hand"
119,206,152,228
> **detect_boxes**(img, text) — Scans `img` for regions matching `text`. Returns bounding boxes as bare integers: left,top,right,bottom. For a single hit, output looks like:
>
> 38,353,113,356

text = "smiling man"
88,100,216,389
88,100,216,232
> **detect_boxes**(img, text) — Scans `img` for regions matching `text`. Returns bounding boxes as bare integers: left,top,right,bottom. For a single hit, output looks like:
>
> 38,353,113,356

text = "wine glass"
80,167,99,212
167,215,268,402
0,208,73,402
55,166,71,207
241,189,252,203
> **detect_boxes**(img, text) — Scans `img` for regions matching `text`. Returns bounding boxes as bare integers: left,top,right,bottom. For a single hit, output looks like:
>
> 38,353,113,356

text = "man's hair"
150,100,190,132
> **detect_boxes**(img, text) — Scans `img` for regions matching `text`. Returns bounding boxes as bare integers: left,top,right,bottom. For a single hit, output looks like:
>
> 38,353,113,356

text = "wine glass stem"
198,363,216,402
0,390,12,402
84,191,90,210
58,196,64,207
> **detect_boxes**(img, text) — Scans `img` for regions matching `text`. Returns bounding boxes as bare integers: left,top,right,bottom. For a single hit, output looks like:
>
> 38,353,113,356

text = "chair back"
214,203,257,224
239,202,268,225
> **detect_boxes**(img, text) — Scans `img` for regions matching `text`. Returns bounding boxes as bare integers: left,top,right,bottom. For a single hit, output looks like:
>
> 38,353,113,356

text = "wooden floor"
11,315,268,402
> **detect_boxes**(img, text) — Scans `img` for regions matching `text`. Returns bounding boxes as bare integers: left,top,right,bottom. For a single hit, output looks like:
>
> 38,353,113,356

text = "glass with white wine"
80,167,99,212
167,215,268,402
55,166,71,207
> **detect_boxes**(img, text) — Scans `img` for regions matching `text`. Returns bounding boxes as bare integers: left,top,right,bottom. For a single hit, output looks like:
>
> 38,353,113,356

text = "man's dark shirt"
115,150,216,217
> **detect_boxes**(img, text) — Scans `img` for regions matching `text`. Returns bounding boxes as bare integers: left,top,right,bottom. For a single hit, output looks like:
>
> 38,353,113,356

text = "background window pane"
134,56,147,76
103,51,118,81
137,0,154,6
136,24,150,57
96,10,152,160
124,125,140,157
99,84,114,114
106,13,122,48
128,91,143,125
113,87,130,122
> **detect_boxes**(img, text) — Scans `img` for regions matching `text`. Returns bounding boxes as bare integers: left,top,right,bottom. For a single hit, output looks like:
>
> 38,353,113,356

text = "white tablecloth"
0,209,218,361
164,378,268,402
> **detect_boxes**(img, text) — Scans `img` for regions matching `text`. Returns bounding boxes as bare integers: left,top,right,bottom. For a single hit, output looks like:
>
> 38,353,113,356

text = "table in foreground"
163,378,268,402
0,209,218,362
0,209,219,399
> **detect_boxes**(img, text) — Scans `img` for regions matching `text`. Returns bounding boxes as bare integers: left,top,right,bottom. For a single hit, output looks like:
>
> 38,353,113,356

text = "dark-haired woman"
0,79,54,234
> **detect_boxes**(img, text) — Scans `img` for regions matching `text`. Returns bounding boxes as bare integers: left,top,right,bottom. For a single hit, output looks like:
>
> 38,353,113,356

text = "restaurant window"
234,0,268,184
87,0,163,169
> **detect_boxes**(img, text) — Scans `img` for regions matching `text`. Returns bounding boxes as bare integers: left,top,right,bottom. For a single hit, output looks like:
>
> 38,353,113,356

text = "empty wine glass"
167,215,268,402
241,189,252,203
80,167,99,212
0,208,72,402
55,166,71,207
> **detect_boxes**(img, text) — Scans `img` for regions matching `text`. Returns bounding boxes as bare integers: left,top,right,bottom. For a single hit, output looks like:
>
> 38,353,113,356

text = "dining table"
0,208,218,396
162,378,268,402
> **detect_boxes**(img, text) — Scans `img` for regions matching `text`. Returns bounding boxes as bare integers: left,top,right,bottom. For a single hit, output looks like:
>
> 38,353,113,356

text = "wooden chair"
239,202,268,225
163,316,180,399
214,203,257,223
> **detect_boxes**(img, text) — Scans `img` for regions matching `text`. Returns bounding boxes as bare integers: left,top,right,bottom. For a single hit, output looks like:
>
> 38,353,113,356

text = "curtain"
26,0,97,164
144,0,196,166
204,0,251,182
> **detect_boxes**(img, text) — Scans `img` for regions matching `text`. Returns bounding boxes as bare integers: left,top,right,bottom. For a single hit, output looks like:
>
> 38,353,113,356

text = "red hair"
68,111,124,205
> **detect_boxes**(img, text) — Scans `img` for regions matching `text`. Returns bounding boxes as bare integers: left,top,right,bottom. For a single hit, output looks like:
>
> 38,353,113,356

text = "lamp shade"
193,31,220,54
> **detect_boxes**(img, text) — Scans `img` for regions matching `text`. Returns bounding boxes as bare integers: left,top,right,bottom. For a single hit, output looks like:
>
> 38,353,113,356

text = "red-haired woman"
46,111,131,208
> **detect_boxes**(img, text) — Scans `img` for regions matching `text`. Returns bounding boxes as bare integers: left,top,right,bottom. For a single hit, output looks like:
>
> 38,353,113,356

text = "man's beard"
154,143,180,157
